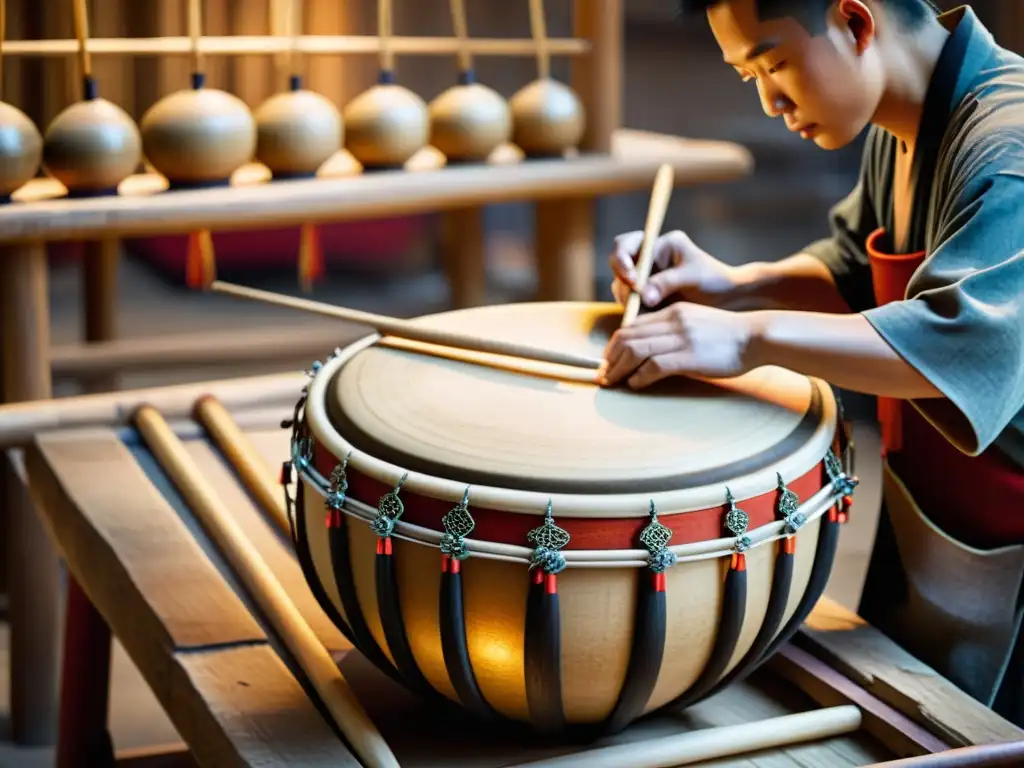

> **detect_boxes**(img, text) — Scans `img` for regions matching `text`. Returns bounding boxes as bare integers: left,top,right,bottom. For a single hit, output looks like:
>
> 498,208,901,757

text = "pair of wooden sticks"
211,164,675,373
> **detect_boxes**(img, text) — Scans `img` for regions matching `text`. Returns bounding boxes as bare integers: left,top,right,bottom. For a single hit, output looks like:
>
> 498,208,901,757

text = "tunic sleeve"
801,130,883,313
862,144,1024,455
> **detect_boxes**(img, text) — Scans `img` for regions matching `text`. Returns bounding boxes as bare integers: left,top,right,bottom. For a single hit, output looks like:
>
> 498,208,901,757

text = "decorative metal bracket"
527,501,570,575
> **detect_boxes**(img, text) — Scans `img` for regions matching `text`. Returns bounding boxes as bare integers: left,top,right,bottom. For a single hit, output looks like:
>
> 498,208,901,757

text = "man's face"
706,0,885,150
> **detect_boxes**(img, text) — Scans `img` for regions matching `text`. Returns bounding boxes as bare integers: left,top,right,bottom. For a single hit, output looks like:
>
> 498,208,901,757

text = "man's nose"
757,82,790,117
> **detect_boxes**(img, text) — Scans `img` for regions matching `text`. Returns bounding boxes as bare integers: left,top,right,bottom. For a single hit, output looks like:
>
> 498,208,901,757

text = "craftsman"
602,0,1024,726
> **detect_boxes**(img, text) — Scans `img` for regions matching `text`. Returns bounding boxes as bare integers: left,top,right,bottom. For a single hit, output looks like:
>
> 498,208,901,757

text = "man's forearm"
731,255,853,314
748,309,944,400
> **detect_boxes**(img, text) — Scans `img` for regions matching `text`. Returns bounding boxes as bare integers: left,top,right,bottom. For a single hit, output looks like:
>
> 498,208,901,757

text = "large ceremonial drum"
287,302,856,736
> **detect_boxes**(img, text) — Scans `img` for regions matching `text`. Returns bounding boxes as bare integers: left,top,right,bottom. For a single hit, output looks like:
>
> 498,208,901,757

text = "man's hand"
609,230,741,309
600,302,758,389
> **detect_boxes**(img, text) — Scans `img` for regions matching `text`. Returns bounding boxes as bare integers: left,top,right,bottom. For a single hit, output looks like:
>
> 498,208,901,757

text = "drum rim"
304,324,838,518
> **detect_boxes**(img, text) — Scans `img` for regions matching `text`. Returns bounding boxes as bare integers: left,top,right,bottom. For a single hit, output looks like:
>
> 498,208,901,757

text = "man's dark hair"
678,0,940,32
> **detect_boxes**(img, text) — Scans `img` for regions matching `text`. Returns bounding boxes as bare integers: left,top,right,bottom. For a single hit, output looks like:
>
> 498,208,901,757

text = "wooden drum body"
286,302,857,736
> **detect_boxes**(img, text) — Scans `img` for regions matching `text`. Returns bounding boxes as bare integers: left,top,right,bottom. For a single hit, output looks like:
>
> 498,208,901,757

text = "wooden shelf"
1,34,589,58
0,129,753,244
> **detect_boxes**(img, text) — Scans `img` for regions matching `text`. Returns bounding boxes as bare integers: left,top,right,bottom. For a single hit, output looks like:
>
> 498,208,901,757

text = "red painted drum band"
282,302,858,736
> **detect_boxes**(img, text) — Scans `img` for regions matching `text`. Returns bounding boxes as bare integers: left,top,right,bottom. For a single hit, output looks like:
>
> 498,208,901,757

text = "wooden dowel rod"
0,371,305,450
193,395,293,541
132,405,400,768
621,163,674,327
188,0,203,74
210,280,606,371
49,323,364,378
528,0,550,80
0,35,590,58
506,706,863,768
866,742,1024,767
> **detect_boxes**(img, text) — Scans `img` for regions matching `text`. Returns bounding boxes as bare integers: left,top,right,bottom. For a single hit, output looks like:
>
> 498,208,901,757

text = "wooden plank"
768,644,951,758
0,130,752,243
173,645,359,767
23,429,359,767
25,430,265,649
799,596,1024,748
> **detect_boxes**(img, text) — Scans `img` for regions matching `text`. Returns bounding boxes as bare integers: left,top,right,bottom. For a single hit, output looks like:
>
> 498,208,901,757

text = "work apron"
856,228,1024,727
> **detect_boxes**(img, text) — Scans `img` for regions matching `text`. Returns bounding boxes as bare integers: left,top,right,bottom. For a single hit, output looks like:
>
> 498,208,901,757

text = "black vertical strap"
759,511,841,661
688,539,796,705
665,553,748,710
696,510,842,701
523,571,565,733
375,539,436,696
290,477,358,648
439,558,499,719
326,516,402,680
600,570,667,735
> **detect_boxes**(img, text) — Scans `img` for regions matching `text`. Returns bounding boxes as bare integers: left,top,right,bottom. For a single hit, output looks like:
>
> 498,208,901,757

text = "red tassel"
783,536,796,555
298,222,324,292
878,397,902,454
652,571,666,592
376,537,392,555
186,229,216,289
449,557,461,574
324,509,342,529
544,573,557,594
532,569,544,585
829,507,839,523
441,555,449,573
730,552,747,571
838,510,850,524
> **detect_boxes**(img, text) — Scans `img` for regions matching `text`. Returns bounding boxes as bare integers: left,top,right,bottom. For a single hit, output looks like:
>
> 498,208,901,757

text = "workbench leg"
441,207,487,309
56,577,115,768
1,241,61,746
82,239,120,394
534,198,596,301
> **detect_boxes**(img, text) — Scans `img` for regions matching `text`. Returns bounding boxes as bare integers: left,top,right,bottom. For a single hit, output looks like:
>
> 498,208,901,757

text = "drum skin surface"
285,302,857,737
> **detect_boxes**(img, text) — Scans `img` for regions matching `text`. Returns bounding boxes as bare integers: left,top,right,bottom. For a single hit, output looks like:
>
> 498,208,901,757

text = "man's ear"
837,0,876,54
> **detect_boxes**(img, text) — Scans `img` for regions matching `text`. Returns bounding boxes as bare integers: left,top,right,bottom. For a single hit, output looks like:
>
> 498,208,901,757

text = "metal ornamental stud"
527,501,570,575
775,473,806,535
440,487,476,561
639,501,677,573
825,448,859,498
372,472,408,540
724,488,751,553
325,453,351,529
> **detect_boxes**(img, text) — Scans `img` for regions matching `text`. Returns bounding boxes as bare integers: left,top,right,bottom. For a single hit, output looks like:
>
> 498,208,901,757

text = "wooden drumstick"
132,405,400,768
506,705,862,768
864,742,1024,767
193,395,293,540
210,280,605,370
621,163,675,328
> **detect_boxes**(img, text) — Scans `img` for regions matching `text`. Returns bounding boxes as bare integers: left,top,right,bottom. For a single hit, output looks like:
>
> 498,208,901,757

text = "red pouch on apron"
863,227,1024,715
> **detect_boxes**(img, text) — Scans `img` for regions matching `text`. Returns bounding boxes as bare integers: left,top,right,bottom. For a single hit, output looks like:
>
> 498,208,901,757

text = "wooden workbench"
9,374,1024,767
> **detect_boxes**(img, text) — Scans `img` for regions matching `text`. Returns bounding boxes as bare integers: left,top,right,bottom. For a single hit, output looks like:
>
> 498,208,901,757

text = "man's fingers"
610,279,630,306
642,267,699,307
627,351,692,390
609,231,644,285
602,330,687,386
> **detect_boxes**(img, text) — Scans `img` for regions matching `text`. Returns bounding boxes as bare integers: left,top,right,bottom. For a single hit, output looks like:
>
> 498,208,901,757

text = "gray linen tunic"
804,5,1024,465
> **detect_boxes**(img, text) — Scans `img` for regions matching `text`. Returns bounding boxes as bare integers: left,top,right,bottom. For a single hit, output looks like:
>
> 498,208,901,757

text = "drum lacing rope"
288,428,860,569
